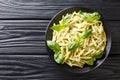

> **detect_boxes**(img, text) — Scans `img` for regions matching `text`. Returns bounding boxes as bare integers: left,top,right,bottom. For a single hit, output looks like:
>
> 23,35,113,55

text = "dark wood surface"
0,0,119,80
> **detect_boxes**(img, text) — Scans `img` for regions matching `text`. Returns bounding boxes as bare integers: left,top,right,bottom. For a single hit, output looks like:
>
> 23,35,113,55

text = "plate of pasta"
45,7,111,73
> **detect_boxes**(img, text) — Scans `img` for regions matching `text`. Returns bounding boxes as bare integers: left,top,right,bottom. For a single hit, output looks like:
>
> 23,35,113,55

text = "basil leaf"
47,40,64,64
68,41,79,51
62,14,71,25
81,29,92,39
86,58,95,65
79,10,84,14
92,12,101,21
47,40,60,53
54,51,64,64
51,24,64,31
54,51,60,59
51,14,71,31
79,11,101,23
76,33,84,43
94,50,103,59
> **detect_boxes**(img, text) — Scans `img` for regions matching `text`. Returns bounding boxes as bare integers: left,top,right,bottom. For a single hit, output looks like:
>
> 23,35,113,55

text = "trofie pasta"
47,10,106,68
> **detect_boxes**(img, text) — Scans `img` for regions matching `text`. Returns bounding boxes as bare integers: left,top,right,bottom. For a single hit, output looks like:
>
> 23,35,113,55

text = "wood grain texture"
0,0,119,20
0,0,119,79
0,20,48,54
0,20,119,55
0,55,119,80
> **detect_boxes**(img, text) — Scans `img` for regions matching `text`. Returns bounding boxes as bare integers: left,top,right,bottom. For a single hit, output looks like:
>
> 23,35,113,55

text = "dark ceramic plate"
45,7,111,73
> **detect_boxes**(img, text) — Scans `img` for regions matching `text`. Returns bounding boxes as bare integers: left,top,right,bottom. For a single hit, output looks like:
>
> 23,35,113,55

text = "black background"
0,0,119,80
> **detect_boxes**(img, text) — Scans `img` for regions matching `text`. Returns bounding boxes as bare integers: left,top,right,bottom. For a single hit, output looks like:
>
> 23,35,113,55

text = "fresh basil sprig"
86,50,104,65
47,40,64,64
79,10,101,23
68,29,92,51
51,14,71,31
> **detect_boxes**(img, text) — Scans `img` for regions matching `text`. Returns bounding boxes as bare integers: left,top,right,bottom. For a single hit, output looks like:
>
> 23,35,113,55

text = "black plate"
45,7,111,73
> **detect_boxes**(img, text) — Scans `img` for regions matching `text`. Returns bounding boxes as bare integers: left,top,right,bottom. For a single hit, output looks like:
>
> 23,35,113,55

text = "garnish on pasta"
47,10,106,68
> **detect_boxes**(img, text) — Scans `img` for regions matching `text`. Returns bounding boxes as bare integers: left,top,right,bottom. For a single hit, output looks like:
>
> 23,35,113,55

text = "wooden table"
0,0,119,79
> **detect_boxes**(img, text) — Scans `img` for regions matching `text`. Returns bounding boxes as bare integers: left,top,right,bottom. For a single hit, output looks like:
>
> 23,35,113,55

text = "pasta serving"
47,10,106,68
